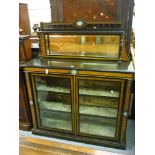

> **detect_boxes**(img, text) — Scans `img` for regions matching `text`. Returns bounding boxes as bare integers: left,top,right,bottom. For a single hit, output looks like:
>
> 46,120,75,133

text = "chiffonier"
21,0,135,148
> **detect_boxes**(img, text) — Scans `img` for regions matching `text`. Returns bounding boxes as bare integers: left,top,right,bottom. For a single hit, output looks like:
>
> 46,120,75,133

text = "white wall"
19,0,51,32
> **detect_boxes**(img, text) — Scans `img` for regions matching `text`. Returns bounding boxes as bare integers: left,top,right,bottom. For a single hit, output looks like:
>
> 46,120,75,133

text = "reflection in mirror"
45,34,120,58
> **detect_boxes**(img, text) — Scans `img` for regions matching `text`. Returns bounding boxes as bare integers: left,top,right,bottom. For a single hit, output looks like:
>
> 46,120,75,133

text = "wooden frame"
30,73,75,134
25,72,37,129
120,80,132,144
75,76,125,142
38,30,128,62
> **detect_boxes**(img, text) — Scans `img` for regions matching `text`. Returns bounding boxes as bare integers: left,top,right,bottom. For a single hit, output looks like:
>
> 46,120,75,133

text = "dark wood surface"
19,3,31,35
19,69,32,131
50,0,123,23
49,0,134,55
23,58,134,148
19,35,32,64
19,35,32,131
21,57,134,74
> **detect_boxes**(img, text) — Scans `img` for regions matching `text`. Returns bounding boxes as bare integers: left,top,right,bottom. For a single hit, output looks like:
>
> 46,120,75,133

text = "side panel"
19,70,32,130
120,80,132,144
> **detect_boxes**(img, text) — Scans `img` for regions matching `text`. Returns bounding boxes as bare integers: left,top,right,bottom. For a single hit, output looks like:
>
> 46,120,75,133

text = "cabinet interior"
32,74,121,138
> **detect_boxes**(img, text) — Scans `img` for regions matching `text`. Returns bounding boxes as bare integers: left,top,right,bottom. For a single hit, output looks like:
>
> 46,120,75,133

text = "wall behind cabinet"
19,0,51,33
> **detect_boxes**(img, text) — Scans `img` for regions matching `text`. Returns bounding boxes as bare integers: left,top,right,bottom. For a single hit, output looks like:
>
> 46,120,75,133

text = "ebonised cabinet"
22,58,134,148
21,0,135,148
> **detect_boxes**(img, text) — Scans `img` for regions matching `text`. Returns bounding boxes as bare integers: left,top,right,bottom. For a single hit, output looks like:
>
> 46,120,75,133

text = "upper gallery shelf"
37,29,127,61
36,0,134,61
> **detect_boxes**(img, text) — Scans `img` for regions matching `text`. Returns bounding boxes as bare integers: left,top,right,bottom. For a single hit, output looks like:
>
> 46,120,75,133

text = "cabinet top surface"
21,58,135,73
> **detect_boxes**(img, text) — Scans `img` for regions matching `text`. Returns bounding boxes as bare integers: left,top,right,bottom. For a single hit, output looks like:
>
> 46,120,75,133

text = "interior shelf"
38,100,117,118
40,110,72,131
79,80,120,90
36,85,70,94
79,95,118,109
79,114,116,138
38,101,71,113
36,84,119,98
41,117,72,131
79,88,119,98
37,91,71,103
79,104,117,118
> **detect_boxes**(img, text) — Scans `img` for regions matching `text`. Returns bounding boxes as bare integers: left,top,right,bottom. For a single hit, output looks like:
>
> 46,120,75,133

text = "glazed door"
31,74,74,133
76,76,124,140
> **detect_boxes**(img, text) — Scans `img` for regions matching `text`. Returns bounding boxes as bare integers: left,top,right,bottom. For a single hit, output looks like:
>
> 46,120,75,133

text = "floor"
19,120,135,155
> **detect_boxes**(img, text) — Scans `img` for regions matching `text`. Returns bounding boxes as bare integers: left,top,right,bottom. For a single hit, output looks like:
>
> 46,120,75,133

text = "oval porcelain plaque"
74,19,86,28
76,20,84,27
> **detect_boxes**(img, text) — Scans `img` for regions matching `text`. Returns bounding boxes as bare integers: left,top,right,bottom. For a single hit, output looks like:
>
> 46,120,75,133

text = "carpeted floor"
19,119,135,155
20,135,125,155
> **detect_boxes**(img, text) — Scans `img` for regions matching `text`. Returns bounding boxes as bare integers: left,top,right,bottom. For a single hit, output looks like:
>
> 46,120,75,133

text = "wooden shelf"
40,110,72,131
80,104,117,118
80,114,116,138
38,100,117,118
39,101,71,113
79,88,119,98
37,84,119,98
37,85,70,94
79,95,118,109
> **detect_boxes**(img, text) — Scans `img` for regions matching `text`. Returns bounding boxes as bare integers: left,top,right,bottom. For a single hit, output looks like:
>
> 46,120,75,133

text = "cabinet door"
31,74,74,133
76,77,124,140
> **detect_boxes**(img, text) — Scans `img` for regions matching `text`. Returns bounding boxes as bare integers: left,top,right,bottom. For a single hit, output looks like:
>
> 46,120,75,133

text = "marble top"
21,57,135,73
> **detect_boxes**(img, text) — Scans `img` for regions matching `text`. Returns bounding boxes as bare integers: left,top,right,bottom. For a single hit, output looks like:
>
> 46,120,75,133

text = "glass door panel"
32,75,73,132
77,78,121,138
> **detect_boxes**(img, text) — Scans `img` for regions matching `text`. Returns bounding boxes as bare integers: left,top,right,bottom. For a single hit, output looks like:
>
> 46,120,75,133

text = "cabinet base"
31,128,126,149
